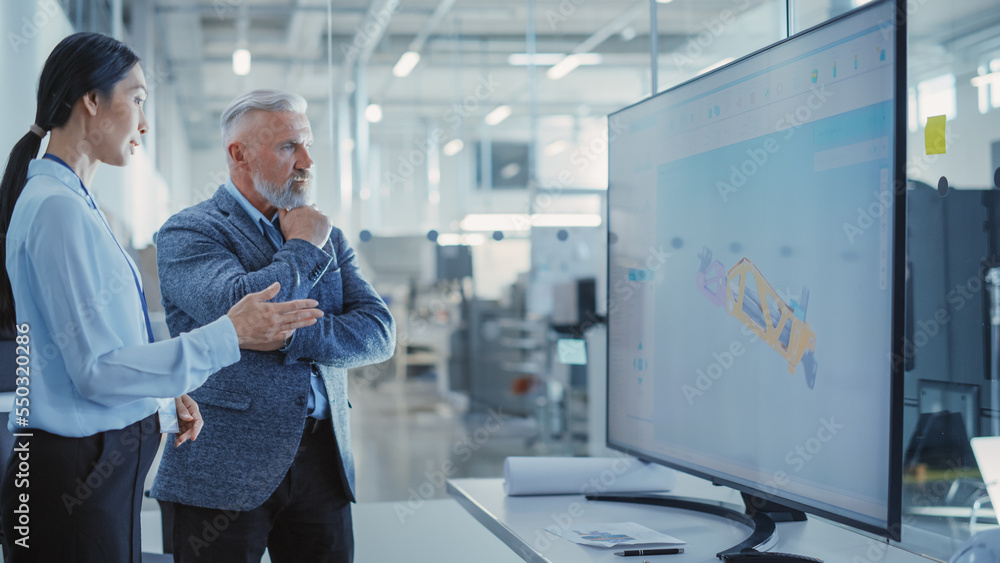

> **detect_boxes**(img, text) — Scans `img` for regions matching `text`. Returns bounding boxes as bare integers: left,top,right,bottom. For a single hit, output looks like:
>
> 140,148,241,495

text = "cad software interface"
608,1,898,531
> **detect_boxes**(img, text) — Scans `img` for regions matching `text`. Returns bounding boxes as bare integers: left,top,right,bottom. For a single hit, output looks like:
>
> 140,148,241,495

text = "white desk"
447,476,938,563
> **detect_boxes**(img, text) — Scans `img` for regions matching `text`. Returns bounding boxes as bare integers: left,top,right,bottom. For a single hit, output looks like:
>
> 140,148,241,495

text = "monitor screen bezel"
604,0,906,541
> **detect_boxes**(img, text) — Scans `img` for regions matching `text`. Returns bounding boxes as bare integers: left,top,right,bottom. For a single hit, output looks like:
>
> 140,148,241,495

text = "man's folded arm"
282,232,396,368
156,215,333,327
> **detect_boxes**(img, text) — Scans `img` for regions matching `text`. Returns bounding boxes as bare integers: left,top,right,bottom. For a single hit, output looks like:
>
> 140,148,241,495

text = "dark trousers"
171,418,353,563
0,414,161,563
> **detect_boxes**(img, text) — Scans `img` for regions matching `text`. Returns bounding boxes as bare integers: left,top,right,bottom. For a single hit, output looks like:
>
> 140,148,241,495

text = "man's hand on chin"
278,205,333,249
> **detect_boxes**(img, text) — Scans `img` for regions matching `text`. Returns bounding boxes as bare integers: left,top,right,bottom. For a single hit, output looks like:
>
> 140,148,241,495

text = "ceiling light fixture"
393,51,421,77
365,103,383,123
546,53,605,80
437,233,486,246
232,48,251,76
548,56,581,80
971,72,1000,88
530,214,602,227
484,105,512,125
508,53,567,66
443,139,465,156
459,213,602,231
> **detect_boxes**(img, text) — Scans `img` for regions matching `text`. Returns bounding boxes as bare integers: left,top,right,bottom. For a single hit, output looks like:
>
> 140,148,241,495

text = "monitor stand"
586,492,811,559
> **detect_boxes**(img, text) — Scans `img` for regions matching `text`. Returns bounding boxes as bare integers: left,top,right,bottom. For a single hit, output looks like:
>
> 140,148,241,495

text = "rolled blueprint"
503,456,675,496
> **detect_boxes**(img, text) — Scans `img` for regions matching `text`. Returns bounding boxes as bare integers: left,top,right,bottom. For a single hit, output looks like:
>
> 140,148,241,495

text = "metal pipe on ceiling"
527,0,539,208
545,1,646,82
649,0,658,94
409,0,458,54
154,4,369,16
376,0,458,101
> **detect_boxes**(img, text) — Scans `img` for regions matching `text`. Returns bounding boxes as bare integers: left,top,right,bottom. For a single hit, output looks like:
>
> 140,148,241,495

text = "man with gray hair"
151,89,395,562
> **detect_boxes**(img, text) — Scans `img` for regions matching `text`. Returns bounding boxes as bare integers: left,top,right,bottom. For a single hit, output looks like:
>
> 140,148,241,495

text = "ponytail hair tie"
28,124,46,139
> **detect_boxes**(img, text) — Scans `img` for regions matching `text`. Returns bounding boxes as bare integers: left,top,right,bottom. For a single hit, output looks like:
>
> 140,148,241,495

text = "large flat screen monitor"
606,0,905,543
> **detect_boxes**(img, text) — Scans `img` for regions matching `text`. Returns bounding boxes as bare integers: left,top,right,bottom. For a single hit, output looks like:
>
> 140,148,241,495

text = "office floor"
140,377,539,561
351,377,543,503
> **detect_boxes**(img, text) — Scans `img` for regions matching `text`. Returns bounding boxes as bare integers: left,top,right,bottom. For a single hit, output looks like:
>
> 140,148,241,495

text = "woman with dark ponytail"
0,33,323,562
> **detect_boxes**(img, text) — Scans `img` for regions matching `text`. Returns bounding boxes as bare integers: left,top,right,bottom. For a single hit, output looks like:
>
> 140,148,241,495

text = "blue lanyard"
42,154,155,344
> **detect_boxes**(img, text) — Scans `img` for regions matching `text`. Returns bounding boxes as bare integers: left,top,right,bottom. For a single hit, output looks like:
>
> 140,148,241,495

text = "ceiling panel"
152,0,1000,148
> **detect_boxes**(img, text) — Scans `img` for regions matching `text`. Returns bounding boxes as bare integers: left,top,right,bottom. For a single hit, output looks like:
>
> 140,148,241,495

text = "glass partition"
896,0,1000,558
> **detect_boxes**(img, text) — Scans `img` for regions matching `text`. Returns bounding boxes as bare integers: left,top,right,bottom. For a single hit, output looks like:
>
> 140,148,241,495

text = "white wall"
0,0,74,165
157,80,195,217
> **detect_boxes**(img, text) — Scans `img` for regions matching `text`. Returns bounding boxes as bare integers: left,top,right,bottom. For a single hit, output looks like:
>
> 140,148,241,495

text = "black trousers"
0,413,161,563
171,418,353,563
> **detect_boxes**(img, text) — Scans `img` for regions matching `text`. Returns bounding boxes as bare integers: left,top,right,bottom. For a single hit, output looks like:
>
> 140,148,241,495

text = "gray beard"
252,172,313,210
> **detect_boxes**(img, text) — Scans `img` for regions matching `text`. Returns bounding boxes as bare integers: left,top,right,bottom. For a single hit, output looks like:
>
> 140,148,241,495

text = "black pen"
614,547,685,556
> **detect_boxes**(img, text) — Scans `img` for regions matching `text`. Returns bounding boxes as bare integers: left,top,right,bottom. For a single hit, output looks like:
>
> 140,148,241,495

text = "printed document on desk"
544,522,686,548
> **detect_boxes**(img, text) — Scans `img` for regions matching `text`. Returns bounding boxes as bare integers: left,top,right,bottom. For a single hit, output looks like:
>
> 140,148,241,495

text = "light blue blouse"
4,158,240,437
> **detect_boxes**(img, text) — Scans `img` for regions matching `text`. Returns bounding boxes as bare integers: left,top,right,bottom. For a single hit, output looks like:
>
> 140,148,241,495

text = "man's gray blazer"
150,186,395,510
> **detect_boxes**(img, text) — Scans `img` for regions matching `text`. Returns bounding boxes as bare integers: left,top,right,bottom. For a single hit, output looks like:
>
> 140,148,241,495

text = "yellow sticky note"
925,115,946,155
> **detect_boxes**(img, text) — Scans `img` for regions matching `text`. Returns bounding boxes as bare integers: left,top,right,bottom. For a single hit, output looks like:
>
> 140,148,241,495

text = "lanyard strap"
42,154,155,343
